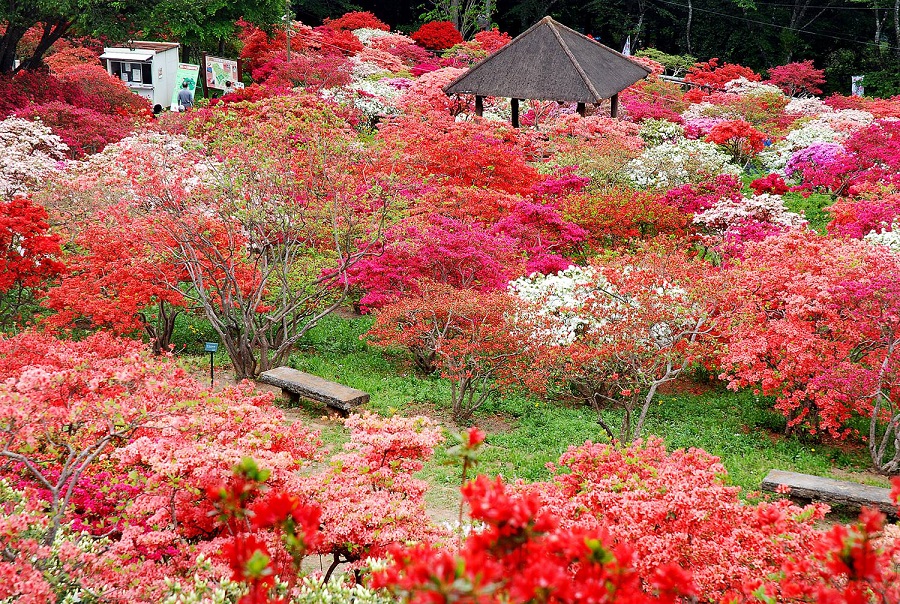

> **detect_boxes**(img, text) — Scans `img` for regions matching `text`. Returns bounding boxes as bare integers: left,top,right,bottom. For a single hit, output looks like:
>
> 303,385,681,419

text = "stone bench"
258,366,369,414
762,469,897,517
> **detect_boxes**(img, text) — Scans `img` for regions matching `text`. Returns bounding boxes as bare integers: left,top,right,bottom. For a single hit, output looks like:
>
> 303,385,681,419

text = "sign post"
204,342,219,388
204,55,239,92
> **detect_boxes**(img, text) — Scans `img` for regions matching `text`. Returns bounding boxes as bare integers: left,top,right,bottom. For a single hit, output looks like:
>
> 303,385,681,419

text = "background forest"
306,0,900,95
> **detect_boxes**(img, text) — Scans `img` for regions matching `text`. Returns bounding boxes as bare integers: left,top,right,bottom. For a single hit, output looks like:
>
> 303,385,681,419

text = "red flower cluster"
750,172,789,195
323,11,389,31
706,119,766,162
373,474,695,603
411,21,464,51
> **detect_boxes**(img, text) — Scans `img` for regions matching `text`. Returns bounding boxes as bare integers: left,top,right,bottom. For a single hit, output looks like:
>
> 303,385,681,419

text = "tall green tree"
144,0,285,61
0,0,155,73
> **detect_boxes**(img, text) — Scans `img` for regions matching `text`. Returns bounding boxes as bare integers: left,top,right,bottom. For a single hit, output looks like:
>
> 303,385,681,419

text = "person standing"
177,81,194,111
224,80,235,95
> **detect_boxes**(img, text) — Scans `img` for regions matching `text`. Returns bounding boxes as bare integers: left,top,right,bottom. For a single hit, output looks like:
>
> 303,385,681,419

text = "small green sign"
171,63,200,108
204,342,219,353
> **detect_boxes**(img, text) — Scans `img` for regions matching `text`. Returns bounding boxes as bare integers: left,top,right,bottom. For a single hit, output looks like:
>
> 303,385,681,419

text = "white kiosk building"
100,42,180,108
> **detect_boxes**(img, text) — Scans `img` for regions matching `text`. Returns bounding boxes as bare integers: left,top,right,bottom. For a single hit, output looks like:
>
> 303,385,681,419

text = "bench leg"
282,388,300,405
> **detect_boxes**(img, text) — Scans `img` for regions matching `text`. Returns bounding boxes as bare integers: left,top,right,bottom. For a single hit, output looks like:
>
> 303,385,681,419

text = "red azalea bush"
522,438,827,600
706,119,767,163
43,203,189,353
397,67,471,114
473,28,512,53
376,111,541,194
251,52,352,90
411,21,463,51
15,101,135,157
663,174,743,214
367,285,518,420
314,26,364,55
767,60,826,97
827,187,900,238
684,58,760,102
824,93,900,119
323,10,389,31
0,332,322,599
346,214,524,311
561,187,692,247
214,438,900,604
56,64,152,117
685,58,760,89
751,172,790,195
45,46,101,72
719,230,900,470
0,70,91,117
620,78,687,123
371,34,434,65
0,196,65,330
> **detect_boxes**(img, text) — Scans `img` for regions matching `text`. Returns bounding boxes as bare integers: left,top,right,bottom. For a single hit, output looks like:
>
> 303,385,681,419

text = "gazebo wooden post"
576,102,586,116
511,98,520,127
610,93,619,118
475,95,484,117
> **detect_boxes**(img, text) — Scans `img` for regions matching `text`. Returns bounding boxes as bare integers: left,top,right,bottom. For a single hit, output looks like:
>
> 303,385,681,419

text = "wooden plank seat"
761,469,897,517
258,366,369,414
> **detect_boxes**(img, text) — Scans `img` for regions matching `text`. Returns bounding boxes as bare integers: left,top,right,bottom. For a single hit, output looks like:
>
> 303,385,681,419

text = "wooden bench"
762,469,897,517
258,366,369,414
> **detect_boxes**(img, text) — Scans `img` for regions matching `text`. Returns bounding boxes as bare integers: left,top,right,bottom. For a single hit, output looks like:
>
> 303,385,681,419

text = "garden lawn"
183,313,887,500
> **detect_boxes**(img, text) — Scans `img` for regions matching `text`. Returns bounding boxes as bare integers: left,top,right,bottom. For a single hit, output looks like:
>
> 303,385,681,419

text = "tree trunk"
0,25,28,74
686,0,693,54
894,0,900,56
18,20,73,71
451,0,461,32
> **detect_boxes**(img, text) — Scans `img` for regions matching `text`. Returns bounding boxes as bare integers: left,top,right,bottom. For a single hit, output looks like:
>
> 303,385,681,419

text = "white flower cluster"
865,223,900,253
323,78,401,120
785,97,833,116
759,119,842,171
681,101,740,122
163,564,394,604
638,118,685,145
625,138,741,188
0,117,69,196
723,77,786,98
816,108,875,132
693,193,807,231
352,27,393,46
509,265,626,346
350,56,390,80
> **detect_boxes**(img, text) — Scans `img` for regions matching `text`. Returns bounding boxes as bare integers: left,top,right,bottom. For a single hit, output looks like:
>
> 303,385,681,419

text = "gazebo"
444,16,652,126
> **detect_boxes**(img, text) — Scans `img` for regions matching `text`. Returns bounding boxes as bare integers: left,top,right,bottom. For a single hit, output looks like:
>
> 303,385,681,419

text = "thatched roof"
444,17,651,103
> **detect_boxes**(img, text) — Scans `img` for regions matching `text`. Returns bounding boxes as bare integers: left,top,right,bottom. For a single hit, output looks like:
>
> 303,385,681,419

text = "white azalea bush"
509,265,617,346
163,570,393,604
785,97,833,116
723,77,786,98
0,117,69,196
638,118,685,145
626,138,741,188
681,101,740,122
759,119,842,171
865,223,900,253
693,193,807,232
816,108,875,133
352,27,393,46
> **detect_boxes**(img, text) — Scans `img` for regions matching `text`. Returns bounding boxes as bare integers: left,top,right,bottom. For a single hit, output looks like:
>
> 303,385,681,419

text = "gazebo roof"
444,17,651,104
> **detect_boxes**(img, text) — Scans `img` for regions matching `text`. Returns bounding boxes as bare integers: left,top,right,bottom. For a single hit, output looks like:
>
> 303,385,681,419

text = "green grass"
174,313,890,497
782,191,834,233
